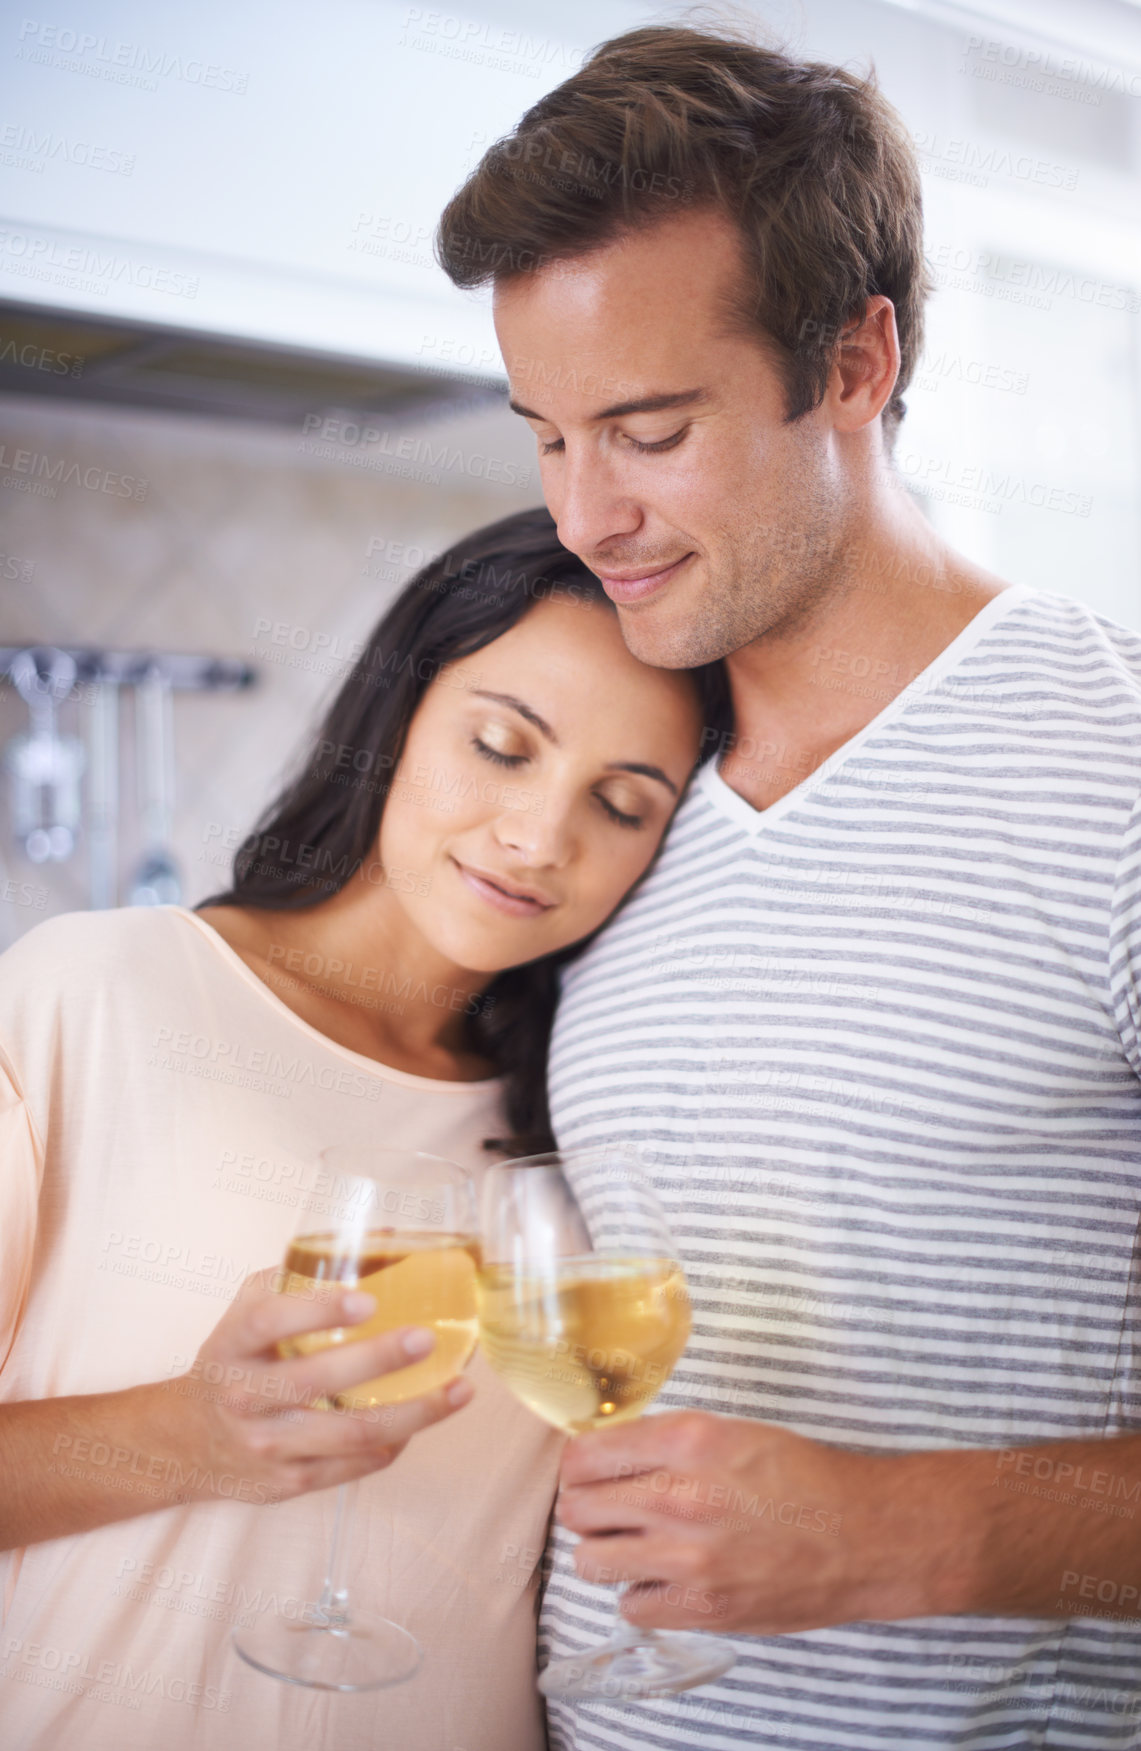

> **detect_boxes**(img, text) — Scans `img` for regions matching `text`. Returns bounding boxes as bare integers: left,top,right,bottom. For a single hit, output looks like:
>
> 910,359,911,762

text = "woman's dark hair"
202,505,731,1155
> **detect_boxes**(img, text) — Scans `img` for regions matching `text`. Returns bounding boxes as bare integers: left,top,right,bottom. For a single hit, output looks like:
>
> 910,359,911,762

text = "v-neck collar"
698,583,1032,835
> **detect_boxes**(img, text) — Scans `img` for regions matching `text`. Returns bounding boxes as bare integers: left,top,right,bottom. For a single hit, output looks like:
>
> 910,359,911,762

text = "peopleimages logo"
0,336,83,377
0,122,135,174
926,244,1141,314
0,443,147,498
298,415,531,489
961,34,1141,100
0,228,199,299
896,452,1092,518
147,1026,383,1101
1,1636,232,1710
15,20,249,93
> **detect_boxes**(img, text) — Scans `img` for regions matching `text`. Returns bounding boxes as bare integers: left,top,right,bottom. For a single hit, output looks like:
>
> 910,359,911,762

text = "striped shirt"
541,585,1141,1750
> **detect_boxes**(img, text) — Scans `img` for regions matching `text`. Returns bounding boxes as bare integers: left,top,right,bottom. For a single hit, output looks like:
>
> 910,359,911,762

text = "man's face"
494,207,850,668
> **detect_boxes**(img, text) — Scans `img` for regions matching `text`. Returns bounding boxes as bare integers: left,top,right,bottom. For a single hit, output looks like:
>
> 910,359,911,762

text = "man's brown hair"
436,24,929,428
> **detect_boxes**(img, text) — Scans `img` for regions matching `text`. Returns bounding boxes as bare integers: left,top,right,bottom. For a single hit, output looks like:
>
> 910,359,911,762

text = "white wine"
476,1255,690,1433
279,1229,480,1408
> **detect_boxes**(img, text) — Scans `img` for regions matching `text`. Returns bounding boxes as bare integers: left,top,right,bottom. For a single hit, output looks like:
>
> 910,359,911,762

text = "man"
437,23,1141,1749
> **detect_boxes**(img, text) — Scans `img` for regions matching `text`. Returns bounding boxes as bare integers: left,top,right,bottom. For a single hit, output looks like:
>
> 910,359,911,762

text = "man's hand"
556,1410,973,1635
557,1411,1141,1635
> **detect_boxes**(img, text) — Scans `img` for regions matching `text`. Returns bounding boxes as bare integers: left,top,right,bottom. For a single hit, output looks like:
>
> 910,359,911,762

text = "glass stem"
313,1480,357,1631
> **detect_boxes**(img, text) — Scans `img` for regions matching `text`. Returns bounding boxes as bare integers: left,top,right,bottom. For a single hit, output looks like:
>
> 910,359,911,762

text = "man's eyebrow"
607,762,678,797
471,690,558,743
508,389,709,423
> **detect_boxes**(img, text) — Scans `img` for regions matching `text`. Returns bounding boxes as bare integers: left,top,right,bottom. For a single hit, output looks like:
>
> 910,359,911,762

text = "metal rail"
0,647,257,691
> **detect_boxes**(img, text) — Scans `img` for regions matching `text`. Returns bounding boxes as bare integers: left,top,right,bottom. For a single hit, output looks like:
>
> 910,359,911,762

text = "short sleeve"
0,1038,43,1381
1109,791,1141,1082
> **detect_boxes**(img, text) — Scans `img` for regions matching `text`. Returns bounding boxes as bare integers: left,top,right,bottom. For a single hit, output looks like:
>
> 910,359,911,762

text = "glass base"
232,1606,422,1692
538,1629,737,1701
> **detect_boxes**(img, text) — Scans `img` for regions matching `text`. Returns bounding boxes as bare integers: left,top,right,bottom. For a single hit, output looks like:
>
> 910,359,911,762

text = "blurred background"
0,0,1139,942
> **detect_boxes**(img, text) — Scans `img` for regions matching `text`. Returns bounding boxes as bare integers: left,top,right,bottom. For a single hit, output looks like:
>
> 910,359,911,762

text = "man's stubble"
614,432,854,672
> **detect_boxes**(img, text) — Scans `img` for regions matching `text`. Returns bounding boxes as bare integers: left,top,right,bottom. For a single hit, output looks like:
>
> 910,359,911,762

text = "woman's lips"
452,859,554,919
596,553,693,604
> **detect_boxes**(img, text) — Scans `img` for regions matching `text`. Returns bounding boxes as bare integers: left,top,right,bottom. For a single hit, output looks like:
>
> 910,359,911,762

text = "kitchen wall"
0,388,540,947
3,0,1140,947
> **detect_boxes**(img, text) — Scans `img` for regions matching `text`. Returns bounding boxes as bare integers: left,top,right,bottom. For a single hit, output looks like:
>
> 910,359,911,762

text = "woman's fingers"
196,1271,451,1413
304,1374,472,1456
220,1267,381,1356
242,1375,475,1472
258,1324,439,1412
177,1269,475,1502
373,1372,474,1448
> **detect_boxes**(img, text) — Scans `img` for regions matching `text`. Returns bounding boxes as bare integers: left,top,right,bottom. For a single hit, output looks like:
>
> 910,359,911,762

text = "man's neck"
718,492,1010,812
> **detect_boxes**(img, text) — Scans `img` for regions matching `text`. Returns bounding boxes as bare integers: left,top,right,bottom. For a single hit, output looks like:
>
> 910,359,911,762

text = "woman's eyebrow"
607,762,678,797
471,690,558,743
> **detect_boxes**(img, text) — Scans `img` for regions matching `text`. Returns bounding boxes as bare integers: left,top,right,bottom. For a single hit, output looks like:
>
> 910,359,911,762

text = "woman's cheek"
378,794,428,872
592,848,645,926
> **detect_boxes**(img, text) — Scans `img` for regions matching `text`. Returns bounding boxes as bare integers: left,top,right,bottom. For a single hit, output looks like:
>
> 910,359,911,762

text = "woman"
0,507,728,1751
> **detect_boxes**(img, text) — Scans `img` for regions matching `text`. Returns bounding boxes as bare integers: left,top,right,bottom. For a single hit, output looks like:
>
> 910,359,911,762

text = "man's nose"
549,444,642,565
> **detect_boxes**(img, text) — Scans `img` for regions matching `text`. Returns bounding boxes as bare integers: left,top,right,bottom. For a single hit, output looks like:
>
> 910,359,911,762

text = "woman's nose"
492,797,574,869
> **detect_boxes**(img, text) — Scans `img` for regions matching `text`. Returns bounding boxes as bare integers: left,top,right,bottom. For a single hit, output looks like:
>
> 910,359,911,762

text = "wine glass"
477,1145,737,1701
232,1145,479,1691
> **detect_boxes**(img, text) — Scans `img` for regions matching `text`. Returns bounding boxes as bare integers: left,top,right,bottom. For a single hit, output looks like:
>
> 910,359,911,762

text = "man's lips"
595,553,693,604
451,859,556,918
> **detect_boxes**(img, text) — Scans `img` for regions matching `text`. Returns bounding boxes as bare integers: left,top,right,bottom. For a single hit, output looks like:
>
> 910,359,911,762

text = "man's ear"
828,295,900,432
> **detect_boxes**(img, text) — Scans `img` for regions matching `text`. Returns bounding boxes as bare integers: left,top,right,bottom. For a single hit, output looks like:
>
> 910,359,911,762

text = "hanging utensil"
84,676,120,909
127,662,182,907
3,647,85,863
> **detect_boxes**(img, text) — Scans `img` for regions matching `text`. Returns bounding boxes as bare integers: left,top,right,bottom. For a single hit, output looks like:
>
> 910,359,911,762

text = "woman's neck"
197,878,496,1083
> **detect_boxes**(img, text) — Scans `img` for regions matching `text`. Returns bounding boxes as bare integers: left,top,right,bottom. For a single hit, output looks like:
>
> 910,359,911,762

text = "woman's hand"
0,1267,473,1548
151,1267,473,1506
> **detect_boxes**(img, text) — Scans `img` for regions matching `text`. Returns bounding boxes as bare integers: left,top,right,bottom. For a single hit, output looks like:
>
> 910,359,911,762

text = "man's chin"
615,603,722,671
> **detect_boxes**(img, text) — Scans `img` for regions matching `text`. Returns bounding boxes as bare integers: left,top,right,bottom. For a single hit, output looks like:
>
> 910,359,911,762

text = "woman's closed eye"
472,733,527,768
473,733,649,828
595,792,646,830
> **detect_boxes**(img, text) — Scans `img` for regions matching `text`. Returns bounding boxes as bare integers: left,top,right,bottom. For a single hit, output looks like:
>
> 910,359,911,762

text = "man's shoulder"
918,588,1141,776
986,588,1141,706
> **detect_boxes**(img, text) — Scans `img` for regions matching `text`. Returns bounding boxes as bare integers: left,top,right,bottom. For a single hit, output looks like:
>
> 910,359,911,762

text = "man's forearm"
557,1412,1141,1636
888,1435,1141,1622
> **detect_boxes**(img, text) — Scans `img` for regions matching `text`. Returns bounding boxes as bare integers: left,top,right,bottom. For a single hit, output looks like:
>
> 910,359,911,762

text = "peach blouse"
0,906,561,1750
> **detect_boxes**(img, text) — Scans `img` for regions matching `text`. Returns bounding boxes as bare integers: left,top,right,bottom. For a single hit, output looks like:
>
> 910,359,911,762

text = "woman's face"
376,594,705,973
